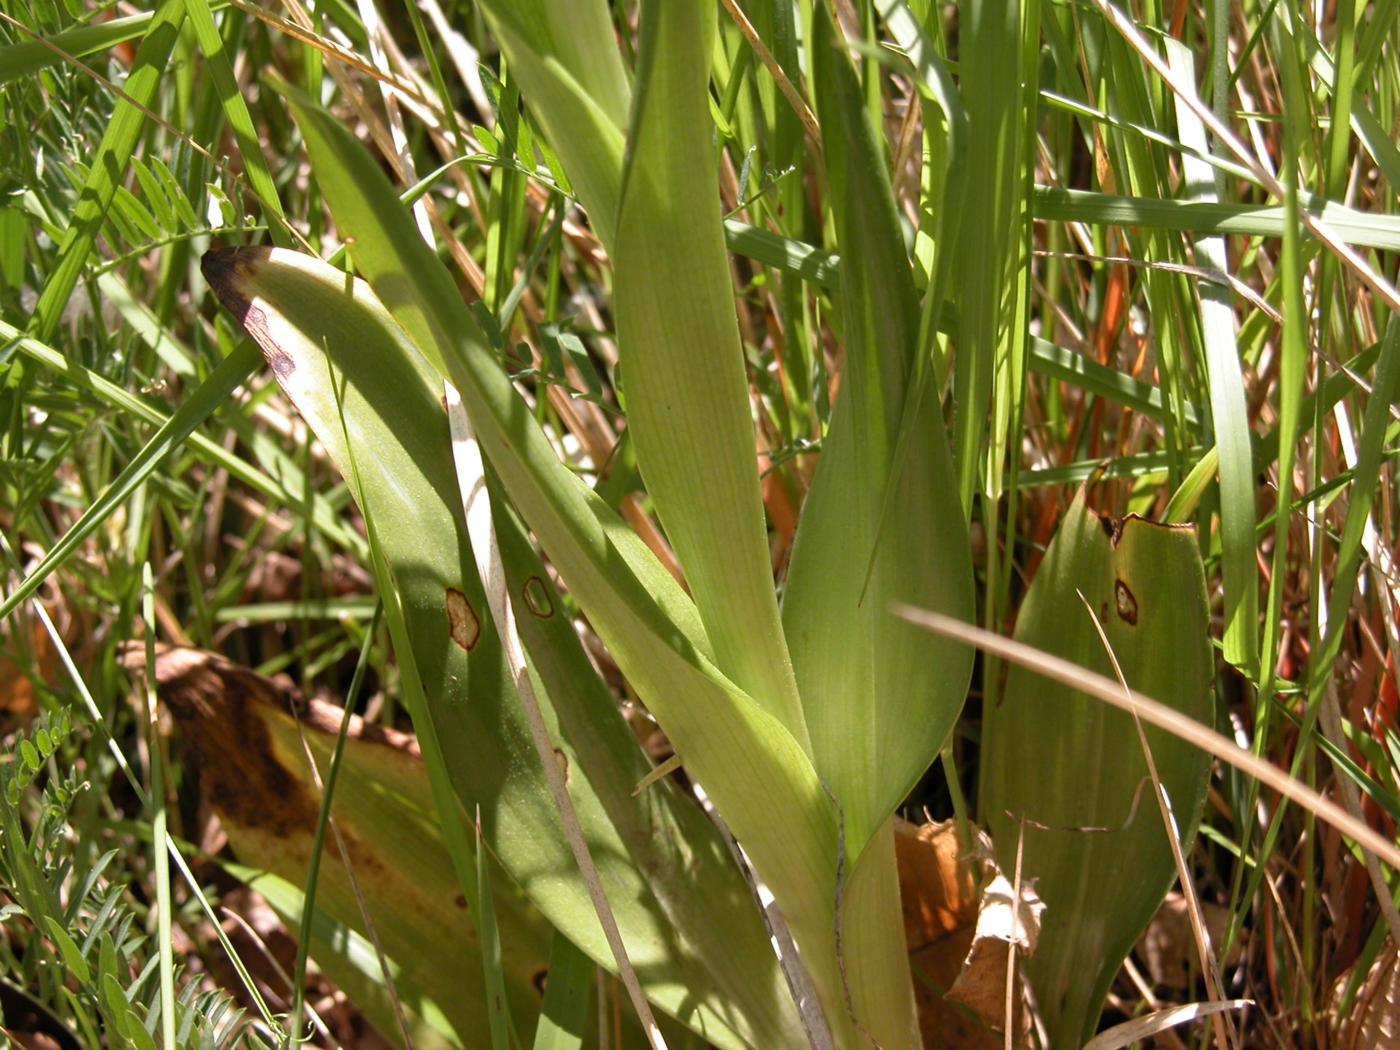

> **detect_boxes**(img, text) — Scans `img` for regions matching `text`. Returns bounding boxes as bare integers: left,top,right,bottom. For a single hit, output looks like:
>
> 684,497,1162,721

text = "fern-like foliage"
0,709,270,1049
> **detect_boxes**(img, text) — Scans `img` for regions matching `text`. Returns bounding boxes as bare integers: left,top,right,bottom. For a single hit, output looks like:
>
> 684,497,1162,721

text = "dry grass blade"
894,607,1400,872
1082,1000,1254,1050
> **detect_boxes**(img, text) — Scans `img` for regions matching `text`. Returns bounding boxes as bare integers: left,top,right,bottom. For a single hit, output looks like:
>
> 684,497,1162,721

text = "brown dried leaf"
0,615,56,721
896,818,1043,1047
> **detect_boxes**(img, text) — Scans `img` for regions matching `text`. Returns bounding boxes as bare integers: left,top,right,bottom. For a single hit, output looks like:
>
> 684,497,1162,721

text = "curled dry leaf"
895,817,1044,1047
1332,938,1400,1049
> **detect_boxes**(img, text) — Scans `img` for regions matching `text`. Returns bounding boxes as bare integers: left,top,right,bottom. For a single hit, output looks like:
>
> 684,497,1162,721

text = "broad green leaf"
204,246,805,1048
267,88,845,1013
776,11,971,1044
615,0,806,746
981,493,1213,1047
270,82,862,1042
784,2,972,857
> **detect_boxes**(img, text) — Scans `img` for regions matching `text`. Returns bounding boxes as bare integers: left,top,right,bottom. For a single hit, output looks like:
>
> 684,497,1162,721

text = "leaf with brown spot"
445,587,481,650
980,489,1213,1047
203,242,804,1049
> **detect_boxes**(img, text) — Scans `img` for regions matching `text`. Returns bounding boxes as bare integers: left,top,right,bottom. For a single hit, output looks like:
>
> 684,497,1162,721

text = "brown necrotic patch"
1114,578,1139,626
201,246,294,377
446,587,481,651
119,645,318,839
522,576,553,618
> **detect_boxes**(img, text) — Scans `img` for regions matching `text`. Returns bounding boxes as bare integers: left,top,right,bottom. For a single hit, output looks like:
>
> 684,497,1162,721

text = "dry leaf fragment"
1136,891,1242,989
947,873,1045,1030
895,818,1043,1047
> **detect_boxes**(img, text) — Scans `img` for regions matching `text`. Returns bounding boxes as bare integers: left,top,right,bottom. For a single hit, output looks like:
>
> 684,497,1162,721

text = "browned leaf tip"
200,246,294,377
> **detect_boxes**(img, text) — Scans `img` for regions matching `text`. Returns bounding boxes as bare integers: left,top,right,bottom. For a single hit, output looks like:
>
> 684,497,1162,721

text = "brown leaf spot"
446,588,480,651
553,748,570,785
202,246,295,377
522,576,553,618
453,892,467,910
1114,578,1138,626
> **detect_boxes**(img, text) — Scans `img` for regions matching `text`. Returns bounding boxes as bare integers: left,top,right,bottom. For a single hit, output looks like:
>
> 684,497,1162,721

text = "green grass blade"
532,933,593,1050
949,0,1026,510
140,566,175,1050
1034,185,1400,250
1167,38,1258,674
615,0,806,746
0,342,260,621
181,0,289,244
27,0,186,343
0,11,204,86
